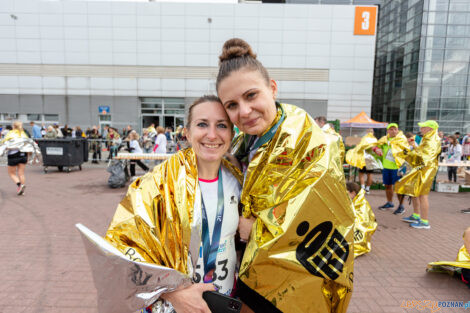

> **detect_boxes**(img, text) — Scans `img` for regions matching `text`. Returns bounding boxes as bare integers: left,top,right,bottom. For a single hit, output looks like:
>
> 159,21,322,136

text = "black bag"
107,160,127,188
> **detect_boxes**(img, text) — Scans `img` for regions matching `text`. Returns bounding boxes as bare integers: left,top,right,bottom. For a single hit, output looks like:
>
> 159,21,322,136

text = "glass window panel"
441,98,466,109
449,2,470,11
141,103,162,109
99,115,111,122
442,74,468,86
3,113,18,120
427,98,440,109
445,37,470,50
447,25,470,36
427,11,448,24
442,85,466,97
44,114,58,121
445,49,470,63
443,60,468,76
421,86,441,98
423,49,443,63
426,109,439,120
141,98,163,105
163,98,185,107
429,0,449,11
448,12,470,24
27,114,41,121
428,24,447,36
426,37,445,49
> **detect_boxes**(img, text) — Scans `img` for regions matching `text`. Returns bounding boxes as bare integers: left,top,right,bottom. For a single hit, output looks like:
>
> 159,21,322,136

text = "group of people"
346,120,442,230
85,38,356,313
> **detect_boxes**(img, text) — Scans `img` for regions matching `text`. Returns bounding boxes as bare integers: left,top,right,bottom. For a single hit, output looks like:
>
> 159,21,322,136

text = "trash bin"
36,138,88,173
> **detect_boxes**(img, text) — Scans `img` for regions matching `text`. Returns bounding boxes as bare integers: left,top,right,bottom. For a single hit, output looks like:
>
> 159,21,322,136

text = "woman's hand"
161,283,215,313
238,216,256,242
373,147,383,156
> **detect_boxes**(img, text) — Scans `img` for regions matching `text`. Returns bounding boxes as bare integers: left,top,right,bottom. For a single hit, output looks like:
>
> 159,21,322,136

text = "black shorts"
358,167,373,174
7,152,27,166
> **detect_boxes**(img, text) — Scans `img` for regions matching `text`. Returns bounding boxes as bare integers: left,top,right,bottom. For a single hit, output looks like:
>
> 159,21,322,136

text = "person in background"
124,125,133,138
314,115,345,163
463,132,470,161
108,128,121,159
455,132,462,145
447,135,462,183
89,126,102,164
54,124,64,138
140,128,153,154
373,123,409,214
153,126,167,154
30,121,42,139
75,126,84,138
44,125,57,139
127,130,149,179
61,124,72,137
398,120,441,229
1,121,29,195
40,124,46,137
1,125,11,138
165,126,173,141
345,129,377,194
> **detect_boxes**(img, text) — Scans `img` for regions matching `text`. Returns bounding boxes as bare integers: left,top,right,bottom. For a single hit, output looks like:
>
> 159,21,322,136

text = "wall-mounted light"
10,14,18,20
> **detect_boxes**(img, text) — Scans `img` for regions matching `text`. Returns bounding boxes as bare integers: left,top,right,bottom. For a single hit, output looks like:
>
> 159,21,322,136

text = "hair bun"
219,38,257,63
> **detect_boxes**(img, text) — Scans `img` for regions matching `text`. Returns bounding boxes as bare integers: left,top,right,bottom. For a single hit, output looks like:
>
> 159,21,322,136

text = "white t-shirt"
154,134,167,154
194,167,241,296
129,140,143,154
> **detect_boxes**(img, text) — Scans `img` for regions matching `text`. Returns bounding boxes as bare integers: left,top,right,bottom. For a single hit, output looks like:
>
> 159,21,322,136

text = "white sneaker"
17,184,26,195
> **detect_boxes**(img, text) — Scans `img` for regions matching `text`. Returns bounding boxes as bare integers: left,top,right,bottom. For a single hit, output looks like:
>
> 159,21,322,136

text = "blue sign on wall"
98,106,110,114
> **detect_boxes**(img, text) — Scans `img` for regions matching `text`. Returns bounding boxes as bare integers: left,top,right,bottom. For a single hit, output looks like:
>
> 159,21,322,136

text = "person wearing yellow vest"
397,120,441,229
372,123,409,214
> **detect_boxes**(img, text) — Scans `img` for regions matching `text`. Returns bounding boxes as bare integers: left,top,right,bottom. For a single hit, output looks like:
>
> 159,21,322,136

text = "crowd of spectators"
1,122,188,166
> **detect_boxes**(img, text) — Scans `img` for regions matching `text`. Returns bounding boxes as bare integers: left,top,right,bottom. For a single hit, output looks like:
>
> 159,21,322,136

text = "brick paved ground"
0,163,468,313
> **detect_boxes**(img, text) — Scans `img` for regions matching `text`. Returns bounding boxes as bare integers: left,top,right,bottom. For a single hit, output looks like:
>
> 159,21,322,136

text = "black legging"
130,160,149,177
448,166,457,182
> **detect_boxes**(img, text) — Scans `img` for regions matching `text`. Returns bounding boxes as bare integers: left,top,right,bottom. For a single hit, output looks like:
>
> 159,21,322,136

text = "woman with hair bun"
216,38,355,313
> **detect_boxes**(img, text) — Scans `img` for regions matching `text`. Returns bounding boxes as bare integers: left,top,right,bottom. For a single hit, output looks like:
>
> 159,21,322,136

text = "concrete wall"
0,0,376,128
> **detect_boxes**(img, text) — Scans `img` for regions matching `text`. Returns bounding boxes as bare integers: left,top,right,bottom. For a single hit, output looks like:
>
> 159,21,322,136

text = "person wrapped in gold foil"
397,120,441,229
428,227,470,287
345,182,377,258
315,116,346,164
216,38,355,313
0,120,40,196
89,96,244,313
345,130,379,194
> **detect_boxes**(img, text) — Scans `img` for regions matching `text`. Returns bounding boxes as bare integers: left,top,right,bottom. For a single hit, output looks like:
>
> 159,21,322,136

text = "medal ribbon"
200,167,224,282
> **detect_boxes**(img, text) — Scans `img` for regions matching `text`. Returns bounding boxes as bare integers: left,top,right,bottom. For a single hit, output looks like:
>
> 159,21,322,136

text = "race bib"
194,236,237,296
385,147,395,163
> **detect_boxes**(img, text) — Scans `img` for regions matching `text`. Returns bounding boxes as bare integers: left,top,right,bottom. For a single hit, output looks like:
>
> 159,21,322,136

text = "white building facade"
0,0,377,132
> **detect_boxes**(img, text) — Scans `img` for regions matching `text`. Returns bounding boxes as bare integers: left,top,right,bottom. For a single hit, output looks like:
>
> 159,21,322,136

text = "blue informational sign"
98,106,110,114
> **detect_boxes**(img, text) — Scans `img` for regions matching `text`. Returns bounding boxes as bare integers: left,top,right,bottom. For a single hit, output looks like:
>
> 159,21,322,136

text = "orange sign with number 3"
354,6,377,35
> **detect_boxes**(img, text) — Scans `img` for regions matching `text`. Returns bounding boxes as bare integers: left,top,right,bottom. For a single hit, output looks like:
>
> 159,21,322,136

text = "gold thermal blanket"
395,129,441,196
233,103,355,313
352,189,377,258
376,131,409,168
345,132,378,169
